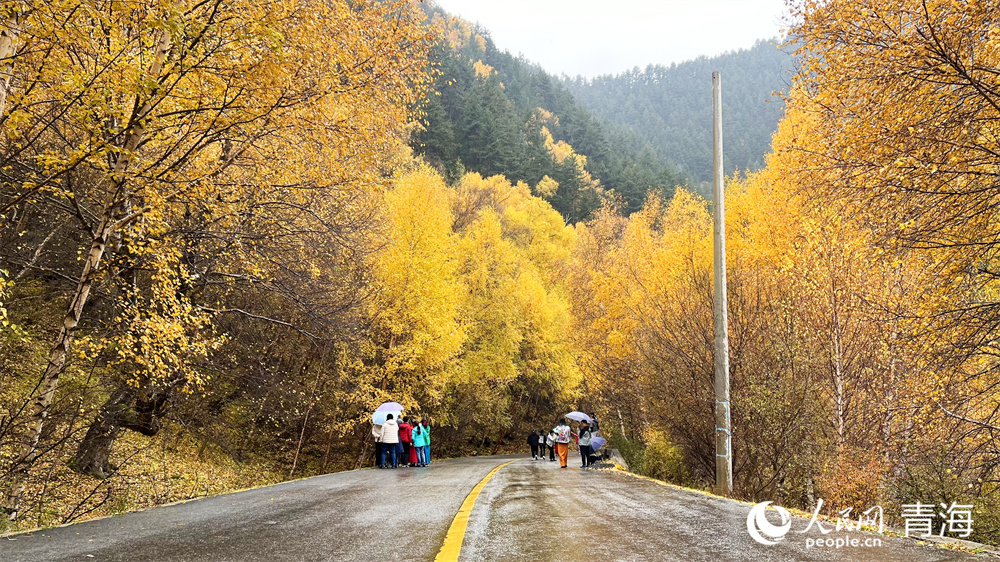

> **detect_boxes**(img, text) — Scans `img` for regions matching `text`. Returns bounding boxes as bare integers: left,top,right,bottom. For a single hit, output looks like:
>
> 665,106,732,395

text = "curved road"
1,455,983,561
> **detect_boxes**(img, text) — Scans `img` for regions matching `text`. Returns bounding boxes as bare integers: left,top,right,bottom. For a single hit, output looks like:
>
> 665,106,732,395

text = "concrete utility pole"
712,71,733,497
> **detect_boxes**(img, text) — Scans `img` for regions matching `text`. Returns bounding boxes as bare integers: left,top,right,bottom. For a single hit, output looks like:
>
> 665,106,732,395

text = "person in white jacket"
379,414,400,468
553,418,572,468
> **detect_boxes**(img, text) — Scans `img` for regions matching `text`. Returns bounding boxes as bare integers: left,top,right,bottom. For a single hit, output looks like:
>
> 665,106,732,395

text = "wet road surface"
463,458,980,561
1,455,984,561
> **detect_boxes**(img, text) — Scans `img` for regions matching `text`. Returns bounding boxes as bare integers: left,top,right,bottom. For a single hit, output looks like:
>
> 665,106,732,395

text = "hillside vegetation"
565,40,793,188
412,6,688,218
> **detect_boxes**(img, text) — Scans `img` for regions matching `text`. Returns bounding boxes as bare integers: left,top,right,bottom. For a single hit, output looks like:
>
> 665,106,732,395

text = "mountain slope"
412,7,688,220
564,40,794,187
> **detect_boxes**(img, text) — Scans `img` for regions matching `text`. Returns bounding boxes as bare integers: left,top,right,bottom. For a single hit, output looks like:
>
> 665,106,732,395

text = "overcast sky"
433,0,790,78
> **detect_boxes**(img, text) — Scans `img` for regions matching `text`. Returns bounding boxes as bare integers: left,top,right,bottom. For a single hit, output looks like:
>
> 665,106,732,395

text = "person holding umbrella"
589,434,607,464
379,414,400,468
372,402,403,468
553,418,572,468
578,420,593,468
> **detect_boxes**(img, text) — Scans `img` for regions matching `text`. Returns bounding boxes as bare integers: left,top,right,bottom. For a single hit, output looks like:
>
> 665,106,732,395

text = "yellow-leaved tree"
788,0,1000,510
0,0,434,518
446,172,580,450
354,165,466,428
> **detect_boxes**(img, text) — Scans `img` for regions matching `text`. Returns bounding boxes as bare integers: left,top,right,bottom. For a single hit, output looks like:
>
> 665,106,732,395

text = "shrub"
642,430,691,486
816,447,888,512
611,428,690,486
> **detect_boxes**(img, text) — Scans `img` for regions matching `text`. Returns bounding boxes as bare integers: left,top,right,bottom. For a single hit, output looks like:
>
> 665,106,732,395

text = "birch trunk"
3,28,172,521
830,276,846,447
833,321,845,445
0,11,22,117
884,328,898,463
4,218,114,518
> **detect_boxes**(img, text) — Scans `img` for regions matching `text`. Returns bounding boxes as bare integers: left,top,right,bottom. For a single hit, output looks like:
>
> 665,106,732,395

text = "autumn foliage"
3,0,1000,546
569,0,1000,542
0,0,438,527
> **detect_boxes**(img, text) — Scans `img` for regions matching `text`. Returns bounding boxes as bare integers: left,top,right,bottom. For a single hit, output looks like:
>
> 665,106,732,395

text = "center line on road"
434,459,519,562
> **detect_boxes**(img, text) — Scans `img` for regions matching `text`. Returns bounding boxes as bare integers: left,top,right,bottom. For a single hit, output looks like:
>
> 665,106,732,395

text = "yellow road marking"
434,460,519,562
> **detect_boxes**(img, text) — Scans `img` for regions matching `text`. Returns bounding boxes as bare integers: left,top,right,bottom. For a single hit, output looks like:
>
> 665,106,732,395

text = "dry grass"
3,427,281,535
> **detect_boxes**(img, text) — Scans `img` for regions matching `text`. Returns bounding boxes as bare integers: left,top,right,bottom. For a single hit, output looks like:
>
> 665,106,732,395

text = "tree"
411,7,687,221
785,0,1000,516
0,0,434,518
442,172,579,449
360,165,465,421
564,40,791,184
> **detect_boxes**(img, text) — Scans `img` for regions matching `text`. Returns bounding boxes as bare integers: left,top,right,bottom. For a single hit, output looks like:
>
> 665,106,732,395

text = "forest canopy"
565,39,793,188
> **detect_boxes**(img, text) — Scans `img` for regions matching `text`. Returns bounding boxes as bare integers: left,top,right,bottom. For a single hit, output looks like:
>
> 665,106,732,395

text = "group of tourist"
373,414,431,469
373,411,598,470
527,413,600,469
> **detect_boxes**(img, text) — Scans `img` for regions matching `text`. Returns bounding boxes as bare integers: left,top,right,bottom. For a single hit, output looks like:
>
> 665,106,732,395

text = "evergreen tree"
564,40,793,187
411,5,690,220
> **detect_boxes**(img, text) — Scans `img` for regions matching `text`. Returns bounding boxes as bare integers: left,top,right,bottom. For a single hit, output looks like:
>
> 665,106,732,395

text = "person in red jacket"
398,417,414,467
408,422,420,466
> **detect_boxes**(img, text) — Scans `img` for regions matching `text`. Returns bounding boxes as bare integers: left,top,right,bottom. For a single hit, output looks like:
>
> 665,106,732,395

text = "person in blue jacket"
420,419,431,464
412,418,428,467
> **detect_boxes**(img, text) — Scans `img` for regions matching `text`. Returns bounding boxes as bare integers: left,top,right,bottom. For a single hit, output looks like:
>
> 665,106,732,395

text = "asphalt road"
0,455,984,561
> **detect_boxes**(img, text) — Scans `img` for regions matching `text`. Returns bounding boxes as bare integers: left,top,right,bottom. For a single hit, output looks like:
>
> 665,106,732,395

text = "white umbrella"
566,411,592,423
375,401,404,412
372,401,405,425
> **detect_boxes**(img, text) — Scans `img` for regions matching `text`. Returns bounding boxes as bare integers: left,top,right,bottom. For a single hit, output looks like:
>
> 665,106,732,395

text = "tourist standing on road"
546,429,556,461
372,424,383,468
412,419,427,466
407,418,420,466
421,418,432,464
578,420,593,468
553,418,572,468
590,413,600,435
537,430,546,459
399,417,413,467
380,414,400,468
528,429,540,460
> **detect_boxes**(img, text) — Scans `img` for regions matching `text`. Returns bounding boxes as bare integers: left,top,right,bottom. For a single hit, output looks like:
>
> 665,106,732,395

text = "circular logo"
747,501,792,545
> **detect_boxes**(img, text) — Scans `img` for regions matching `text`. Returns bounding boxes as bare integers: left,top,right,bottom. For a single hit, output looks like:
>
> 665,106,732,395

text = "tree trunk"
321,421,338,472
884,328,898,464
491,392,523,455
0,11,23,117
353,433,369,471
289,350,323,478
833,326,845,445
831,288,846,447
73,385,168,479
73,388,132,479
4,217,114,518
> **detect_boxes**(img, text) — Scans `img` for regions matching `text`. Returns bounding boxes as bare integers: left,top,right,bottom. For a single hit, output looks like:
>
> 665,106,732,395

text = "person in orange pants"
553,418,572,468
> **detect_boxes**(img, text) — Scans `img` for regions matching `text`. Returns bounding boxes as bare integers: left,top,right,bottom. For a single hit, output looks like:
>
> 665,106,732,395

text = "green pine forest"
412,7,791,215
412,6,692,219
564,40,793,187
